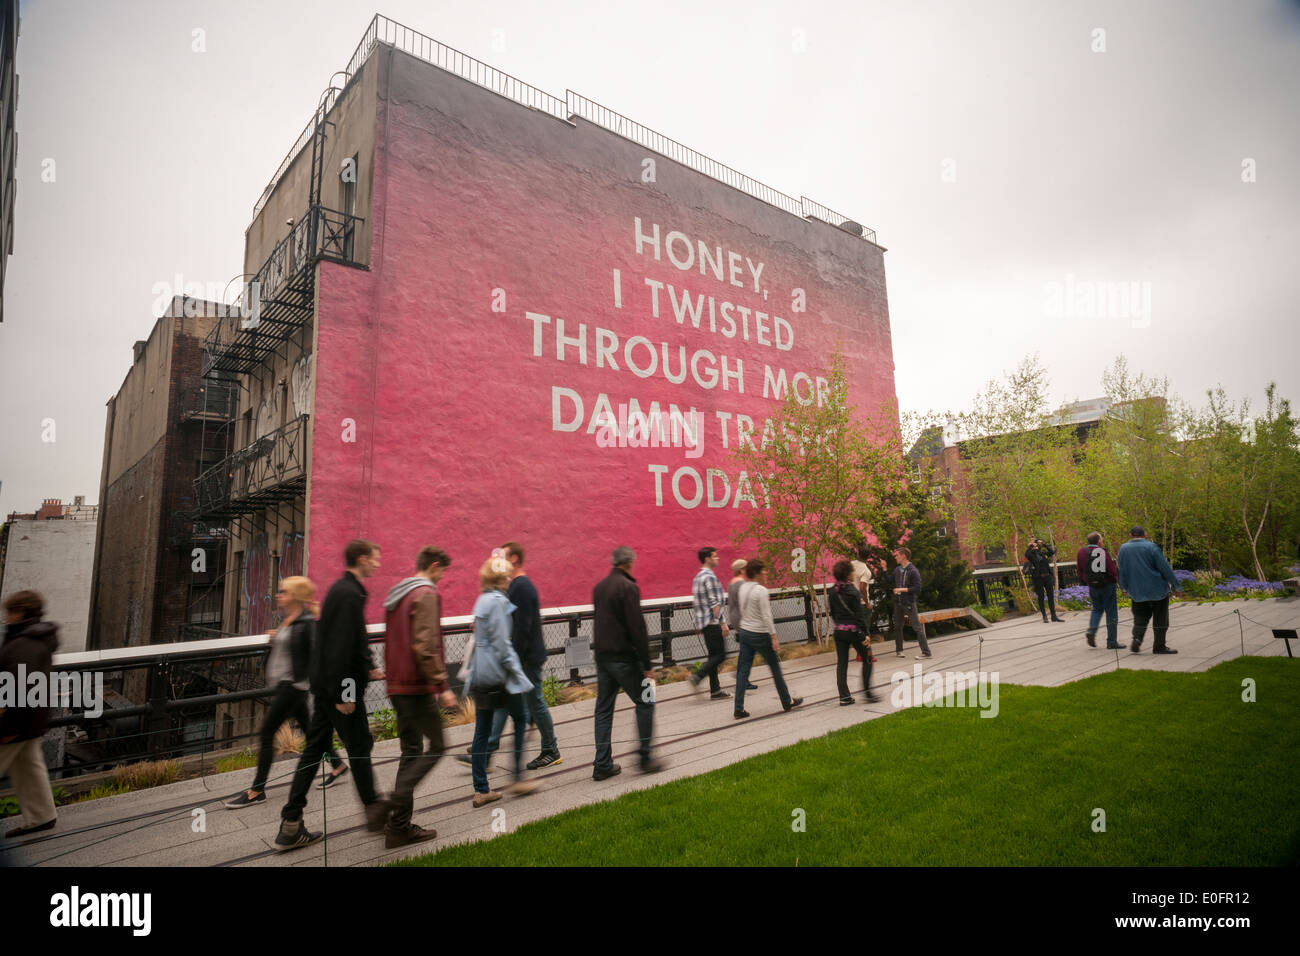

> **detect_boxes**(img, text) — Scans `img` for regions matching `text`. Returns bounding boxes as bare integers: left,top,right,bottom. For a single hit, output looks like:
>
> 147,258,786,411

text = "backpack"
1085,546,1109,588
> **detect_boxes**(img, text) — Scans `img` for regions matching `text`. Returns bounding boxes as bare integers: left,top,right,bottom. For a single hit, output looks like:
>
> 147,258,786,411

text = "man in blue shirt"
1117,526,1184,655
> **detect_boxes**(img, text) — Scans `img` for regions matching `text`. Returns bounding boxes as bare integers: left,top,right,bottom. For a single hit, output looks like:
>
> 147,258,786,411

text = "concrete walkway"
2,597,1294,867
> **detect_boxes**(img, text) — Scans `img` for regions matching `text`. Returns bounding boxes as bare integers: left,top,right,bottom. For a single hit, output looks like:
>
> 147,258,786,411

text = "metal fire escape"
183,78,365,636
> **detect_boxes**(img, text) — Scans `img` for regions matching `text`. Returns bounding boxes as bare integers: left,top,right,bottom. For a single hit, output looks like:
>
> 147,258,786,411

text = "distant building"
87,297,232,650
0,0,16,322
0,500,97,653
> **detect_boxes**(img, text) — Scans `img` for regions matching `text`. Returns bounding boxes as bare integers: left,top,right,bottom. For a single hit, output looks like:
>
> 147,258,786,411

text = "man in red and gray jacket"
383,546,457,848
1076,531,1124,649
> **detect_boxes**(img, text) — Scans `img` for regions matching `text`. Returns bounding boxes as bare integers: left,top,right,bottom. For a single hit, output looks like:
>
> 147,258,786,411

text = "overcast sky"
1,0,1297,517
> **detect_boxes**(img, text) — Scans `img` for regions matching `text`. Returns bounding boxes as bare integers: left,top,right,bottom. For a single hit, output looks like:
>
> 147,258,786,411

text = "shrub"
369,708,399,741
112,759,181,791
1213,575,1285,597
216,749,256,774
541,675,562,708
1009,586,1036,615
973,603,1004,623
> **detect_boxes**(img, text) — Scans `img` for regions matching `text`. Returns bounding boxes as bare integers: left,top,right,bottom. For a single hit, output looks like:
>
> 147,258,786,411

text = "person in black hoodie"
1025,537,1064,623
0,590,59,837
223,576,347,809
829,561,879,704
275,539,391,851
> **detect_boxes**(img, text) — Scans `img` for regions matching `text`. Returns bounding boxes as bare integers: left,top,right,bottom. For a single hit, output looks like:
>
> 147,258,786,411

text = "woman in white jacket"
732,558,802,719
464,552,539,807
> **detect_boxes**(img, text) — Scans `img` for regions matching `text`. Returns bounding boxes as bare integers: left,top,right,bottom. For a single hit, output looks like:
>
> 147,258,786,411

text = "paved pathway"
2,597,1294,867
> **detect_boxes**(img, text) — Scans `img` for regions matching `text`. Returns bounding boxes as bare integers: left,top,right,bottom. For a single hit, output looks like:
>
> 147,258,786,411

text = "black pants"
694,624,726,693
281,693,377,822
834,631,872,699
252,683,342,792
593,657,653,771
1131,596,1171,649
388,693,446,830
1034,580,1057,618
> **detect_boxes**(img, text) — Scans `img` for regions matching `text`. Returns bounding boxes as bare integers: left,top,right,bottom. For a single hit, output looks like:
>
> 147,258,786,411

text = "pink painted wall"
308,51,896,620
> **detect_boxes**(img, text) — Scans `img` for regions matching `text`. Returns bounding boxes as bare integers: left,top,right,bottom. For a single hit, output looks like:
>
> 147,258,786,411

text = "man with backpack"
1076,532,1125,649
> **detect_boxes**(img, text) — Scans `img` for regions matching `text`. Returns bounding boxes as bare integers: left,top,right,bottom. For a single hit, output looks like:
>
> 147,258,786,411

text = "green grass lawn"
396,658,1299,866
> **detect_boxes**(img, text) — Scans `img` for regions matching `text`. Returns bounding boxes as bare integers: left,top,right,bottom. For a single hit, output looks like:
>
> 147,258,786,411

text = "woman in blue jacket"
464,552,539,806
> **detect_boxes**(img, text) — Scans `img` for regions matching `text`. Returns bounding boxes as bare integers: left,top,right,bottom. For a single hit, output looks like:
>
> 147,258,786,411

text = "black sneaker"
364,797,393,832
1152,646,1178,655
4,818,56,838
783,697,804,712
385,823,437,849
1085,632,1096,648
639,758,664,774
1107,642,1127,650
317,765,349,790
839,696,855,706
864,693,881,703
274,818,322,852
456,753,493,772
223,789,266,809
710,690,731,700
1131,639,1143,654
746,682,758,690
592,763,622,781
526,750,562,771
734,710,750,719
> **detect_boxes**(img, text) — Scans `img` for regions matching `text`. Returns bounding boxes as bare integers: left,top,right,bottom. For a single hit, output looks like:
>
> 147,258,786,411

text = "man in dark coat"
276,539,391,851
0,590,60,837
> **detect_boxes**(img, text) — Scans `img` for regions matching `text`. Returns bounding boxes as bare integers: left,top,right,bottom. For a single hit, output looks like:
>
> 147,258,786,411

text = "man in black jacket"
276,539,392,851
1025,537,1064,623
891,548,931,659
0,590,59,837
591,547,661,780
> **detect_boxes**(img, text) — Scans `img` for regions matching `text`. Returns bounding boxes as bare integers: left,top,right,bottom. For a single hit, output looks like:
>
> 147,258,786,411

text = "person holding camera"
1025,537,1063,623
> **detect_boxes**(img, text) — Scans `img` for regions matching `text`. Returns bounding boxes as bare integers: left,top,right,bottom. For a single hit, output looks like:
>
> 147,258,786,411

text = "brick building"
0,497,97,652
87,296,233,650
191,14,895,635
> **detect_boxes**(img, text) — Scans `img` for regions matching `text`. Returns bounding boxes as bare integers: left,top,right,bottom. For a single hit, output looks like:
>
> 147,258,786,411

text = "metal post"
977,578,988,606
146,662,170,757
660,608,675,667
567,615,582,686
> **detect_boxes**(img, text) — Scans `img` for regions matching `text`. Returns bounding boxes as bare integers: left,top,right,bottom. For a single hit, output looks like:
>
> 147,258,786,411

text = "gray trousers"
893,599,930,655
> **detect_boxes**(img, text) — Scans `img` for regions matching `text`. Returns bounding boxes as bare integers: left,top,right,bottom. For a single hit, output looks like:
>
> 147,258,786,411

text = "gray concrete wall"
0,518,97,652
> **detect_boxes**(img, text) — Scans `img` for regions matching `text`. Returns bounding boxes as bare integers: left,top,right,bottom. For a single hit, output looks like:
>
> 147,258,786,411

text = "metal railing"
30,587,828,777
192,414,309,519
249,14,877,245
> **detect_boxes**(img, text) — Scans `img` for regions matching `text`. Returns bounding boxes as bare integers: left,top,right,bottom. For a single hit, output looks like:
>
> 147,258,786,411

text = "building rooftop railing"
249,14,877,244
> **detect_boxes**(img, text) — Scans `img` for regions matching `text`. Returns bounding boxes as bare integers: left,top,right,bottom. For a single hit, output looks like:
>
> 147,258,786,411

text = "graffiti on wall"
243,534,274,635
290,353,313,418
279,532,305,581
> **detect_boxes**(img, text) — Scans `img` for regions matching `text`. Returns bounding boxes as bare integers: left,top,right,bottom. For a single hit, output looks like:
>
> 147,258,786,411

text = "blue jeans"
1087,582,1119,645
471,692,525,793
486,660,558,756
734,630,792,713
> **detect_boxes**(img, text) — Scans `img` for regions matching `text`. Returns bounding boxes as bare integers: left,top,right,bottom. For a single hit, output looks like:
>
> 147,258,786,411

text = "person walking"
224,576,348,809
591,547,662,779
1117,526,1183,654
851,545,878,661
725,558,758,691
456,542,562,773
1026,537,1064,623
732,558,802,719
891,548,931,659
0,591,59,838
829,561,879,704
688,546,731,700
1076,532,1125,650
464,552,540,807
274,539,391,851
381,546,457,848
